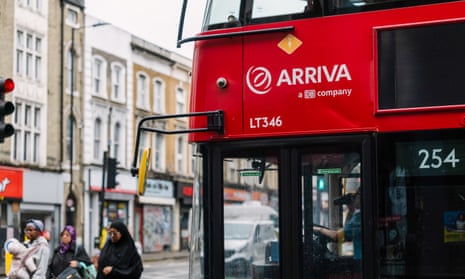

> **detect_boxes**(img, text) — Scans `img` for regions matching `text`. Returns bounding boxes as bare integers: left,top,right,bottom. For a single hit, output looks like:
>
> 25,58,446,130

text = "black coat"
97,222,143,279
47,244,92,279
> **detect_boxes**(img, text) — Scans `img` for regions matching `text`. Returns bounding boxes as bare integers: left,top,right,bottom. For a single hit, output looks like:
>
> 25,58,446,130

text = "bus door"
299,137,374,279
206,134,373,279
220,149,280,279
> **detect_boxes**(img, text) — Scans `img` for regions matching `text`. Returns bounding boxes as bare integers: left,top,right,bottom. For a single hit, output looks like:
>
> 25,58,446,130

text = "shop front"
176,183,192,250
0,167,63,274
85,167,137,256
136,178,176,253
0,167,23,273
87,186,137,254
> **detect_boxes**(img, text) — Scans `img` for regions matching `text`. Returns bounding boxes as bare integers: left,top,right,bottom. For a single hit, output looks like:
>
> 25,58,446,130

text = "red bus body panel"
189,2,465,142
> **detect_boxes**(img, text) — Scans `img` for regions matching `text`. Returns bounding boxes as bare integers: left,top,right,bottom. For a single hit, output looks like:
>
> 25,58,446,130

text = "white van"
224,202,279,228
224,219,277,277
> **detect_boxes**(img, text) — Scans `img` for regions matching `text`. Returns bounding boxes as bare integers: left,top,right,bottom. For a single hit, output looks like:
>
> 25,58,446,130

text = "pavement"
0,251,189,278
142,250,190,262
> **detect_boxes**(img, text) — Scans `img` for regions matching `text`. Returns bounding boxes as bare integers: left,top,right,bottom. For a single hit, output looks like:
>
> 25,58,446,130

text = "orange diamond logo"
278,34,302,55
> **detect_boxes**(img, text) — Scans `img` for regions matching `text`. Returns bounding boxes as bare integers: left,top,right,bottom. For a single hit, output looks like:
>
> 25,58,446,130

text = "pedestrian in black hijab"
97,221,143,279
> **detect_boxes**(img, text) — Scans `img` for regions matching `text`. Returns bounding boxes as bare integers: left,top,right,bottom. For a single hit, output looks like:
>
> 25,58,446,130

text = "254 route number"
418,148,460,169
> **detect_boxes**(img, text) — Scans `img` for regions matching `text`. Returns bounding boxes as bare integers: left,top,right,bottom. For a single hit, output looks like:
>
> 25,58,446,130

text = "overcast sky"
85,0,206,58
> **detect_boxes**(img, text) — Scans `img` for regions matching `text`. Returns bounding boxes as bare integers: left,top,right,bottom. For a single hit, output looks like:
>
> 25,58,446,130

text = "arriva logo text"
246,64,352,95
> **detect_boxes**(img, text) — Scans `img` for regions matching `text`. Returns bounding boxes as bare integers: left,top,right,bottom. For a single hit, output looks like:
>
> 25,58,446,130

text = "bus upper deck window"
251,0,308,21
204,0,241,30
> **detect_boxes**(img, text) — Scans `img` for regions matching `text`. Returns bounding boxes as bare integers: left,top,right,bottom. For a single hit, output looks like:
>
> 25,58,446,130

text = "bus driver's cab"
211,146,368,279
304,154,363,278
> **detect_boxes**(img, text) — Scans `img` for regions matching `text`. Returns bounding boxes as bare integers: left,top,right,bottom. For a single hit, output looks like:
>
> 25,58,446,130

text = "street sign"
240,171,261,176
317,168,341,174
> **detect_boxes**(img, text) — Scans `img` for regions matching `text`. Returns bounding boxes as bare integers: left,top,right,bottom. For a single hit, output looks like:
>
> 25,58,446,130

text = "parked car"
224,219,277,277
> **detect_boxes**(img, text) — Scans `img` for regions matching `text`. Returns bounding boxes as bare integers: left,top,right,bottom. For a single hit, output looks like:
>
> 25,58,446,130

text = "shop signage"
0,167,23,200
144,179,173,198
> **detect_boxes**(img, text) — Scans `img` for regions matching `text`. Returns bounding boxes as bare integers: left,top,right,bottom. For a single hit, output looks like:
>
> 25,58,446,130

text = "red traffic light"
1,78,15,93
0,77,15,143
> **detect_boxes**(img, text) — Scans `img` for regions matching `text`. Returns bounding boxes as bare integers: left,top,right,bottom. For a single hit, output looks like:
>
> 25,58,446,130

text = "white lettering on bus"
277,64,351,86
249,116,283,129
317,89,352,97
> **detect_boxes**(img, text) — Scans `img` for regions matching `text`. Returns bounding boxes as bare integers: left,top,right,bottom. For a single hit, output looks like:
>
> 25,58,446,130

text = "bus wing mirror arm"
177,0,188,48
131,110,224,177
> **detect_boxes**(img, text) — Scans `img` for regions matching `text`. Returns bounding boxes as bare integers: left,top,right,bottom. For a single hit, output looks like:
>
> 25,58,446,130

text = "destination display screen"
396,140,465,176
378,21,465,110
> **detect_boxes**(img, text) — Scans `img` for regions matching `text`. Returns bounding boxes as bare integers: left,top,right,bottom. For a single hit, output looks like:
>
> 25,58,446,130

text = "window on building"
15,30,42,82
67,49,73,91
137,73,148,109
14,103,22,128
66,8,78,26
24,105,31,127
24,131,31,161
16,50,23,75
138,133,149,167
13,103,21,160
176,136,185,172
34,107,41,129
33,133,39,162
112,64,124,101
228,160,237,182
154,79,165,113
154,133,165,171
190,145,195,175
21,0,42,12
94,118,102,160
26,34,32,49
17,31,24,47
113,122,121,159
26,53,32,78
176,87,185,114
12,101,41,164
66,115,75,162
36,0,42,11
93,58,104,95
35,56,41,81
16,32,24,75
26,35,33,78
35,38,42,81
35,37,42,52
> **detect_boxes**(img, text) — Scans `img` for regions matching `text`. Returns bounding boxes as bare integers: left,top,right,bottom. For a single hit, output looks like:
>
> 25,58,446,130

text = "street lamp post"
66,22,108,226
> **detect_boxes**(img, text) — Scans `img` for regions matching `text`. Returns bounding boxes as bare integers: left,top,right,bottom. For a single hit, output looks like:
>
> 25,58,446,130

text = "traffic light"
317,176,325,190
107,157,118,188
0,78,15,143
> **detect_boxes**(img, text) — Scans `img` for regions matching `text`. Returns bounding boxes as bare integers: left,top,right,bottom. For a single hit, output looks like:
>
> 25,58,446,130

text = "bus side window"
304,0,323,16
252,0,308,19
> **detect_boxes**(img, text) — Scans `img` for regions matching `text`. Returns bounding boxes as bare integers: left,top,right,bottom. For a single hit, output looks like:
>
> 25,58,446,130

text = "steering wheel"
312,224,336,263
313,224,336,244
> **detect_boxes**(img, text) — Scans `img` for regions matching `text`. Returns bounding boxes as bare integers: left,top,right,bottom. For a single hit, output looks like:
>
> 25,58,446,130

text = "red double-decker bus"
134,0,465,278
